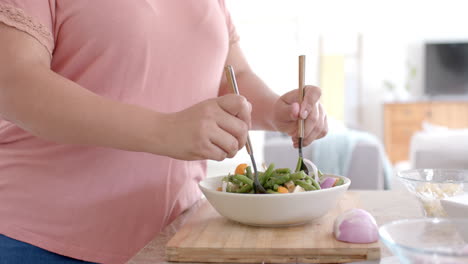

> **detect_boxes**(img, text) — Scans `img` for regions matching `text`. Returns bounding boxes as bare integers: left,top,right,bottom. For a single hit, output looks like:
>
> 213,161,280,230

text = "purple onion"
320,177,336,189
333,208,379,244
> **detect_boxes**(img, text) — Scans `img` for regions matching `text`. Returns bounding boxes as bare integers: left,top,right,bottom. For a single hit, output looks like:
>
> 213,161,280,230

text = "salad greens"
219,157,345,194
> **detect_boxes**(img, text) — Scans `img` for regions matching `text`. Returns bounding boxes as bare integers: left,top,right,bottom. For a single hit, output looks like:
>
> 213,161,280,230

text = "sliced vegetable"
306,176,321,190
237,183,253,193
294,156,303,172
245,166,254,180
293,185,305,193
333,209,378,244
320,177,337,189
228,175,242,185
256,171,264,184
334,178,345,187
290,171,307,181
260,163,275,185
226,182,239,192
235,163,249,175
284,180,295,192
277,186,289,194
275,168,291,174
293,180,317,191
233,174,253,186
269,173,290,185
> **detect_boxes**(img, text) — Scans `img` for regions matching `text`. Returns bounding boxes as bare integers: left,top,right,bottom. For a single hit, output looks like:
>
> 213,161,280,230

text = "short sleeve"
0,0,55,56
218,0,239,45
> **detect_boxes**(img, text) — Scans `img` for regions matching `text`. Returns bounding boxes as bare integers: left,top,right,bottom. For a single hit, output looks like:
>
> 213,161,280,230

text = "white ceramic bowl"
199,175,351,227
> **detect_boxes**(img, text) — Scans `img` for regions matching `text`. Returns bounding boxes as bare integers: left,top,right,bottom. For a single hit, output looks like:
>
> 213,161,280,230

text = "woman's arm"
0,23,251,160
219,43,278,131
0,23,162,153
220,43,327,146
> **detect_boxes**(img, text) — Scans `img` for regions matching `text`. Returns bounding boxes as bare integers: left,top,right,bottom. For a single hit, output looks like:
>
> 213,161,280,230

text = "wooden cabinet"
384,102,468,164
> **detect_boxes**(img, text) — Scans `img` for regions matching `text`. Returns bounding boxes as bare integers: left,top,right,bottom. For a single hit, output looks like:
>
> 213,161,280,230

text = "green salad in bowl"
218,157,345,194
200,157,351,226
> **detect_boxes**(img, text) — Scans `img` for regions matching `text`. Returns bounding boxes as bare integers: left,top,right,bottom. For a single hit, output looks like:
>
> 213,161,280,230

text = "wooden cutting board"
166,192,380,263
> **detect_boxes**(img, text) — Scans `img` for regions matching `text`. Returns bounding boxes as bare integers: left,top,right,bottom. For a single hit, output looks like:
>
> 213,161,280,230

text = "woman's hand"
272,85,328,148
160,94,252,161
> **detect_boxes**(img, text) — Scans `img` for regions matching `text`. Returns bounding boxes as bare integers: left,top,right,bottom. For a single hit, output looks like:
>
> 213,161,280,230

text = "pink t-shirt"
0,1,238,263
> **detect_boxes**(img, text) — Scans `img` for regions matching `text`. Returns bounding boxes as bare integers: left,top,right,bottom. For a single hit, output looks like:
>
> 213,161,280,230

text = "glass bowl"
379,218,468,264
397,169,468,217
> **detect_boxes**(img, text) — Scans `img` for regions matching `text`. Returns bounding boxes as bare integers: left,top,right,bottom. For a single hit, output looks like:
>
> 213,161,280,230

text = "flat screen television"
425,42,468,97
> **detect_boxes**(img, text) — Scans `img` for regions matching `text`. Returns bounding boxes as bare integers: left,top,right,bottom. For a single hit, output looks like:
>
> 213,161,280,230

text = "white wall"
209,0,468,176
226,0,468,139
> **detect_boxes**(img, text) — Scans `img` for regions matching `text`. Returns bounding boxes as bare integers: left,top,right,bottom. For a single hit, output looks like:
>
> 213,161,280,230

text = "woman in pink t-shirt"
0,1,327,263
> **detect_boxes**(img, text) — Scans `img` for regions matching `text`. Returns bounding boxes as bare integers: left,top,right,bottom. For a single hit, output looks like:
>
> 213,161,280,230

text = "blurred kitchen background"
208,0,468,190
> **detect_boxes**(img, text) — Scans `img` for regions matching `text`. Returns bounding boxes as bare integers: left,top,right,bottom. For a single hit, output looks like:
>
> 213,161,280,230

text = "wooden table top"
127,190,422,264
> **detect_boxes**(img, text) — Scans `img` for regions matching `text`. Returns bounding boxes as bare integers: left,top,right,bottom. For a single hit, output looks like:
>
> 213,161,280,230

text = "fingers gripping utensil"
225,65,266,194
298,55,310,175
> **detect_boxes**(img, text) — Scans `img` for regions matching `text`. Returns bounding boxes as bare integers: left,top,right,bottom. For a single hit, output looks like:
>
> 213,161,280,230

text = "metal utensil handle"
225,65,240,94
298,55,306,139
224,65,253,155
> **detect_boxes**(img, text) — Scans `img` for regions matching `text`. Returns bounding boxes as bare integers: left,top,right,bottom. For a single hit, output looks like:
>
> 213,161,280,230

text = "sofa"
410,123,468,169
263,129,392,190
